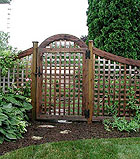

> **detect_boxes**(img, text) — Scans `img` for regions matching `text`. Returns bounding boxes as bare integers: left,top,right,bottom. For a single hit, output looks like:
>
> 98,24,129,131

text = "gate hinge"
86,50,90,59
84,109,90,118
35,66,42,77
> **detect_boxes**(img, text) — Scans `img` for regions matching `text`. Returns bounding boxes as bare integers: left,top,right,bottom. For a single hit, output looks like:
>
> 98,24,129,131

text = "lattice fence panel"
94,55,140,117
0,54,32,93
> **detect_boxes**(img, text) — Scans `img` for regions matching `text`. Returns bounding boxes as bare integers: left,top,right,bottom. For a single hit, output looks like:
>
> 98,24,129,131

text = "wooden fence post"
87,40,94,124
31,41,38,120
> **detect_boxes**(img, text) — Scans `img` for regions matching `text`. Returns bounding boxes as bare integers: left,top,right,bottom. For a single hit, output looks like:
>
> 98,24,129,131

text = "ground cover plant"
1,137,140,159
103,87,140,132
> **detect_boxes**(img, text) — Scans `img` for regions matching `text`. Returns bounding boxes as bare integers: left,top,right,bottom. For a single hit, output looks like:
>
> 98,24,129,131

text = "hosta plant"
0,91,32,144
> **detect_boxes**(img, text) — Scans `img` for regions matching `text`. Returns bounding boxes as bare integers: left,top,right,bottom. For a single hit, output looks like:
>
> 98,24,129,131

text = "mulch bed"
0,120,140,156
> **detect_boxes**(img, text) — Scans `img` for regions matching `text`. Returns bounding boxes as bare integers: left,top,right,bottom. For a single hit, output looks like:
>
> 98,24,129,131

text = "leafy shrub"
0,50,21,76
0,91,32,144
87,0,140,59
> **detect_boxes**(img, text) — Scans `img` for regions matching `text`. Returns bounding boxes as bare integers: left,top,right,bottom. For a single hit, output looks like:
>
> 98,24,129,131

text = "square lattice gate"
31,35,93,123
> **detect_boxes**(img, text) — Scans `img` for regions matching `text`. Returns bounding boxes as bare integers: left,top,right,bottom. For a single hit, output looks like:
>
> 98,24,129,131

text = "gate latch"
35,66,42,77
86,50,90,59
84,109,90,118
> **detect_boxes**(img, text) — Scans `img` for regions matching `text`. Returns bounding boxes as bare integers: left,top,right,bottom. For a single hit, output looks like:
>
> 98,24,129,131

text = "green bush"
87,0,140,59
0,91,32,144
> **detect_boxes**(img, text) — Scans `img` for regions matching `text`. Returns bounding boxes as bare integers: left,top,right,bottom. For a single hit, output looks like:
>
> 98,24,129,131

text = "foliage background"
87,0,140,59
0,31,20,76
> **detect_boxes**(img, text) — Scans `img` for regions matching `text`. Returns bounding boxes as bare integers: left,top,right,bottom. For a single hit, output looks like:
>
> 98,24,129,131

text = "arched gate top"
39,34,88,48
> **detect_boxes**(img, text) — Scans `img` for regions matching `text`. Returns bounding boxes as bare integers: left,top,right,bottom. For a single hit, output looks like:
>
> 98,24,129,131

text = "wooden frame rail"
93,47,140,67
18,47,140,67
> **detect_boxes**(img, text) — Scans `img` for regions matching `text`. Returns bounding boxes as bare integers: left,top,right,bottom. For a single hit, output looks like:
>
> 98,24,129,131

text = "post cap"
88,40,93,42
32,41,39,43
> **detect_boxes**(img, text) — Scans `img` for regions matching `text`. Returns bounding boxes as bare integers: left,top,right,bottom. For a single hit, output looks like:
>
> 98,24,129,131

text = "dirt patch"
0,121,140,156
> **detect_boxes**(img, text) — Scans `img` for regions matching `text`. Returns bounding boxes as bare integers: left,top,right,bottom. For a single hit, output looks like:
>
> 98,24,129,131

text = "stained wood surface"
36,114,132,121
39,34,88,48
93,47,140,67
18,48,33,59
87,40,94,124
31,42,38,120
40,48,87,53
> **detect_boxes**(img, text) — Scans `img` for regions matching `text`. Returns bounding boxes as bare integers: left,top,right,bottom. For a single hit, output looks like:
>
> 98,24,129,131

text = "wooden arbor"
31,34,94,123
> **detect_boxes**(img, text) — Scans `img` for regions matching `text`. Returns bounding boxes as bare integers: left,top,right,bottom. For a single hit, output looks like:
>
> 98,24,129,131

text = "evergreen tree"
87,0,140,59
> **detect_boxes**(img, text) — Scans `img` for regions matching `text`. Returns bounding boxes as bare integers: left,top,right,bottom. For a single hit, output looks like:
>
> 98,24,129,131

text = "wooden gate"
31,34,93,121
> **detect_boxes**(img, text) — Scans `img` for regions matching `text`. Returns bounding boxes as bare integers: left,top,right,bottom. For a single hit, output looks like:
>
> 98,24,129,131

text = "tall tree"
87,0,140,59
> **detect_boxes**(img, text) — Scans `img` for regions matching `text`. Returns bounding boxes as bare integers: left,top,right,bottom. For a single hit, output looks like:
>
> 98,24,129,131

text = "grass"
1,137,140,159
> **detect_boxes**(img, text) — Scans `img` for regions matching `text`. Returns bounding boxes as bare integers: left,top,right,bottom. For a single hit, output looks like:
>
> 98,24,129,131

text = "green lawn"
1,137,140,159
